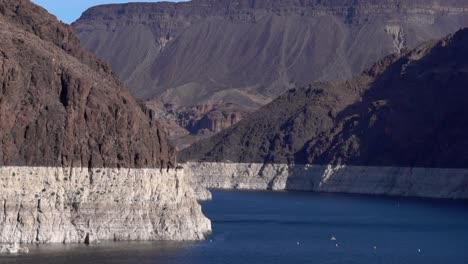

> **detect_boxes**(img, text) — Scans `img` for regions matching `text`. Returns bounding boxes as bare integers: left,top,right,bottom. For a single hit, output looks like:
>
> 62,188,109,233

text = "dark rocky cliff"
181,28,468,169
0,0,174,168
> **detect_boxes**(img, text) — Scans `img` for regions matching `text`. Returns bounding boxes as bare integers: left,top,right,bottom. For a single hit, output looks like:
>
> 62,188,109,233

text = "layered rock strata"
186,162,468,199
0,167,210,243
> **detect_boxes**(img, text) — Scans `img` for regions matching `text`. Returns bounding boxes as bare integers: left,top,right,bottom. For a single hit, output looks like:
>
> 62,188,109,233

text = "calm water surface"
2,190,468,264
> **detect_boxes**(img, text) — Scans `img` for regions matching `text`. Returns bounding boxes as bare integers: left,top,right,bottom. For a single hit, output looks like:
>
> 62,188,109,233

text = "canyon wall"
0,0,210,243
186,162,468,199
0,167,210,243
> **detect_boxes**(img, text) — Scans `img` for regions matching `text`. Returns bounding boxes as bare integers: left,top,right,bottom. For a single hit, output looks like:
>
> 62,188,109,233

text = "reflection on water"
0,241,198,264
1,190,468,264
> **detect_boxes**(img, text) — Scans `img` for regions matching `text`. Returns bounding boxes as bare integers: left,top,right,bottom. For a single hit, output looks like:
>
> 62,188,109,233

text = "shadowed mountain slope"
181,28,468,169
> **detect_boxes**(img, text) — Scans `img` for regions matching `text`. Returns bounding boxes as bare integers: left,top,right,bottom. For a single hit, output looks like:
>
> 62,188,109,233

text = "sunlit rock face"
186,162,468,199
0,167,211,243
0,0,211,243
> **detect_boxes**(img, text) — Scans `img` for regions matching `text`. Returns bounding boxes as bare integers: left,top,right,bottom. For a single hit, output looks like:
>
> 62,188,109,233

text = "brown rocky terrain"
176,104,243,135
144,99,244,150
73,0,468,145
0,0,211,245
0,0,174,168
181,28,468,169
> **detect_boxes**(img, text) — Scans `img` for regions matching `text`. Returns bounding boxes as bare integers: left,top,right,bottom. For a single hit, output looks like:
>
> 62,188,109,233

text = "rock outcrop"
177,104,244,135
186,162,468,199
0,243,29,254
73,0,468,142
0,0,210,243
181,28,468,198
0,0,174,168
0,166,210,243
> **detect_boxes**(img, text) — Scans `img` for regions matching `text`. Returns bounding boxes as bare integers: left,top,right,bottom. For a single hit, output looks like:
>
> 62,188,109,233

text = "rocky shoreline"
0,243,29,254
0,166,211,244
185,162,468,199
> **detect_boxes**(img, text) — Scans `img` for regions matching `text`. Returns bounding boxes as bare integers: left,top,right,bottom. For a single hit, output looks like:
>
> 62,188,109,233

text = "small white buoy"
418,248,421,253
374,246,377,250
297,241,300,245
209,239,213,243
335,243,339,247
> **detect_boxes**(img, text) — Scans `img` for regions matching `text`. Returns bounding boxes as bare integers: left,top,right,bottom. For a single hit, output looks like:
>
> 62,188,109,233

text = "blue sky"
31,0,181,24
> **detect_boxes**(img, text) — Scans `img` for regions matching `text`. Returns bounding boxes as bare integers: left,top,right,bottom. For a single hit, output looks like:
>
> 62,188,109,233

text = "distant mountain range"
181,27,468,169
73,0,468,148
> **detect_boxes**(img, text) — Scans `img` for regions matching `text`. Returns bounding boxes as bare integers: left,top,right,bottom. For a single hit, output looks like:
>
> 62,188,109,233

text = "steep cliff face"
181,29,468,198
0,166,210,243
73,0,468,141
0,0,210,243
0,0,174,168
185,162,468,199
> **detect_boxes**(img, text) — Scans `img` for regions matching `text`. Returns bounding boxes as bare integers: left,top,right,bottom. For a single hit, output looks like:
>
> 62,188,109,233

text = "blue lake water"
2,190,468,264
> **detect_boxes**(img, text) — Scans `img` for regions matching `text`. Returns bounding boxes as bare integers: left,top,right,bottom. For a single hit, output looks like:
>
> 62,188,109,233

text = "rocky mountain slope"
73,0,468,142
0,0,210,243
180,29,468,198
181,28,468,168
0,0,174,168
